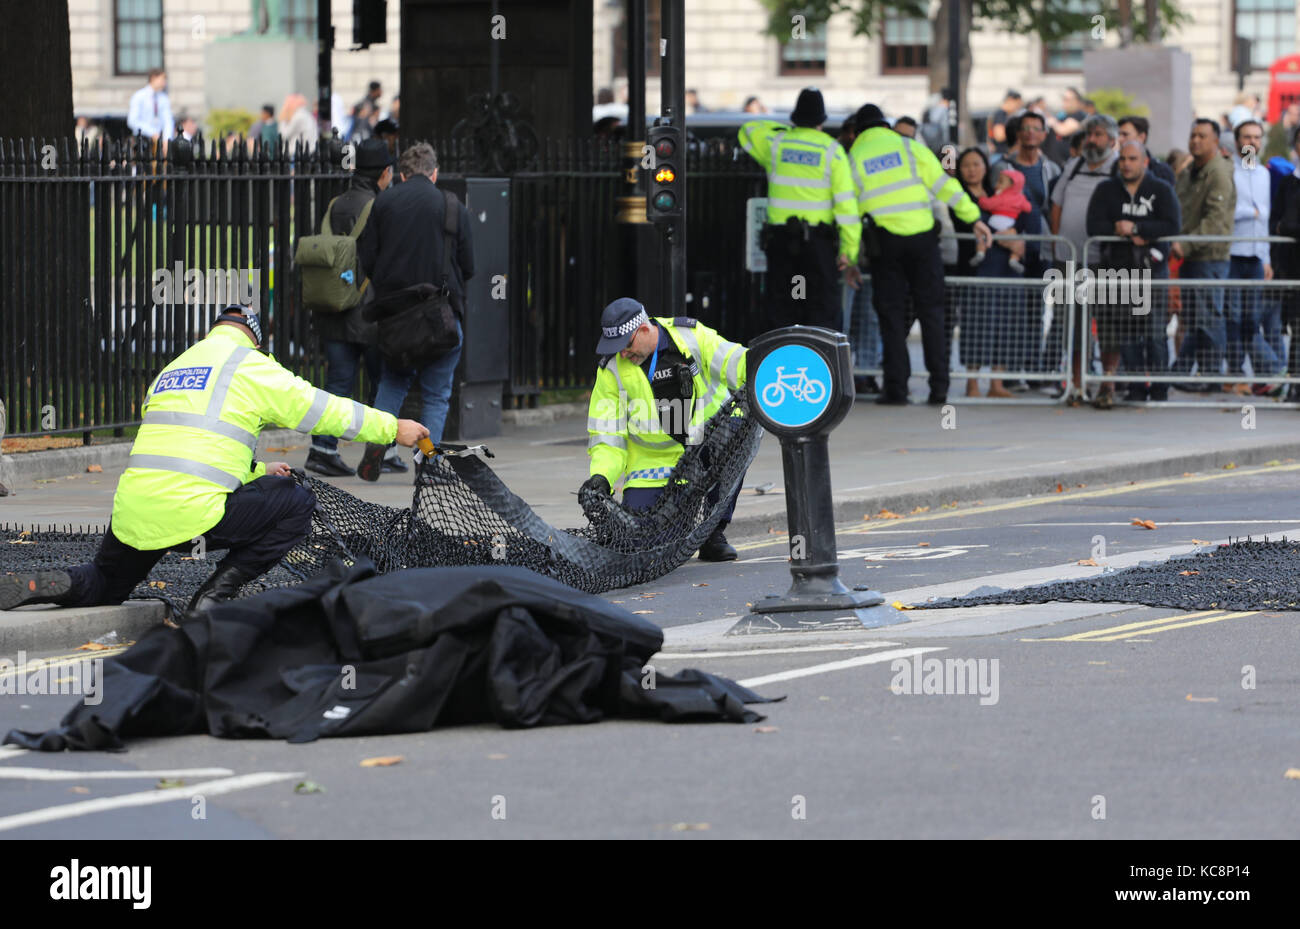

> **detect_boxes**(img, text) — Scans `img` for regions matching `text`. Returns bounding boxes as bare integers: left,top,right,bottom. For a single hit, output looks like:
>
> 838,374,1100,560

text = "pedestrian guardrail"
1079,236,1300,406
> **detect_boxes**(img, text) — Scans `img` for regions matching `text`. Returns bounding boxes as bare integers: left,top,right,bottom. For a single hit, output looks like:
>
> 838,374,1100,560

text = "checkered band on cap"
603,309,649,341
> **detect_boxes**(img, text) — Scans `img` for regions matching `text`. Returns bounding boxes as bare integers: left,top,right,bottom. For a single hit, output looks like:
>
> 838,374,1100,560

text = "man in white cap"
583,298,748,561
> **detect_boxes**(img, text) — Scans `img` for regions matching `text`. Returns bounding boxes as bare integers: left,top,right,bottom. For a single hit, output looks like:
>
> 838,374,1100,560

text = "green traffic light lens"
652,191,677,211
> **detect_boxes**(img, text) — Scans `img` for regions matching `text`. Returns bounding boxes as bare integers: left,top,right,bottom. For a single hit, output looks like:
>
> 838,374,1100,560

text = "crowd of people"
852,87,1300,406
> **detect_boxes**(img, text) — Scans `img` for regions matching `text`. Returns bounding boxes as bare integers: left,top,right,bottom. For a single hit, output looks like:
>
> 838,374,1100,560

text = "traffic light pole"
660,0,686,318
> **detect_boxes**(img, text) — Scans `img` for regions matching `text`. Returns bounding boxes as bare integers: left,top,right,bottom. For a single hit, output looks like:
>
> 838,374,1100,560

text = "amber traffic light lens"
654,166,676,183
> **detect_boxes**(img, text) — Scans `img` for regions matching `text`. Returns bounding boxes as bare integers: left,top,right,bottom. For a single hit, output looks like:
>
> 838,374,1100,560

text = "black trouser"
64,475,317,606
763,223,841,332
870,226,948,399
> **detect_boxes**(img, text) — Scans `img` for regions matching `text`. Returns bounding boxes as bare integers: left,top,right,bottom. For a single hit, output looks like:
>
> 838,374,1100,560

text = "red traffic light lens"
652,191,677,211
654,165,676,183
655,138,676,158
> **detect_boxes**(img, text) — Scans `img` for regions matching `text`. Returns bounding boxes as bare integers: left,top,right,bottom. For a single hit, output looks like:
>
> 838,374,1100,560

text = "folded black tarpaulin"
4,561,777,752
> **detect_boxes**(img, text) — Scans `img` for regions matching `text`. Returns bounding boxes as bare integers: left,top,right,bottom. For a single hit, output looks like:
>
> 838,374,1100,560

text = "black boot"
304,447,356,477
356,443,388,482
187,564,262,616
698,524,738,562
0,570,73,610
381,450,409,473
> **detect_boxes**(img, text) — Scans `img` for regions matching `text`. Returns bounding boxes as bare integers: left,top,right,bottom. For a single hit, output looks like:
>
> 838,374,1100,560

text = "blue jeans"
842,279,881,370
372,319,463,445
1171,260,1229,376
312,339,381,451
1227,256,1282,375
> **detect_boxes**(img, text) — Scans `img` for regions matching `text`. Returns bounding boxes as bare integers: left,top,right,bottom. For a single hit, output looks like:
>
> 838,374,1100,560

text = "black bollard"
727,326,905,635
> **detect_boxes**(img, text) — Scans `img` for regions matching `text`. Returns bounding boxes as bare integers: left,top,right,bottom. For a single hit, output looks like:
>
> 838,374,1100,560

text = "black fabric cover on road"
913,539,1300,612
4,561,776,752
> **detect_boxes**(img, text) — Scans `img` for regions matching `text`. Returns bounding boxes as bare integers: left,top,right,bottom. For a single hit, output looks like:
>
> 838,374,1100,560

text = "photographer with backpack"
294,138,400,477
355,143,475,482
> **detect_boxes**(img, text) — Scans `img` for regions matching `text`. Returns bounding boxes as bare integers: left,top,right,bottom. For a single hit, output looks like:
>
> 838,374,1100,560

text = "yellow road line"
1089,611,1258,642
1033,610,1224,641
735,461,1300,552
0,647,128,680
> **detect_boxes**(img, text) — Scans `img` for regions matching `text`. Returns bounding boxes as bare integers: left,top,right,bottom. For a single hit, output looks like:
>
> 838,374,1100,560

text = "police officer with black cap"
740,88,861,332
582,299,749,562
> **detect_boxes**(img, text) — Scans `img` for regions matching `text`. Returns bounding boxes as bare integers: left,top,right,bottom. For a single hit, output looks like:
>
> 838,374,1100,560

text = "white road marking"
655,641,902,660
0,771,303,834
0,767,234,781
738,646,946,688
0,746,29,763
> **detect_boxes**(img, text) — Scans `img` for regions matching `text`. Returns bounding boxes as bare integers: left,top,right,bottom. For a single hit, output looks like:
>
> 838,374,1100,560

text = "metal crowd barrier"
844,233,1078,403
1080,235,1300,406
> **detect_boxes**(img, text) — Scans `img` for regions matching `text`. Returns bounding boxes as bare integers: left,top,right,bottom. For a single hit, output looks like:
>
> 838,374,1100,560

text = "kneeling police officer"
0,306,429,615
581,298,747,561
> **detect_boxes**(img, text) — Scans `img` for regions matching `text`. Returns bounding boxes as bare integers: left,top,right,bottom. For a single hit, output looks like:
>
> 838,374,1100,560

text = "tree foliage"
760,0,1191,44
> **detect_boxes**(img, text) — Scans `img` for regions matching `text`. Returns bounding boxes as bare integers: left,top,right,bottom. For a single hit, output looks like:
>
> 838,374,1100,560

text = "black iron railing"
0,134,766,435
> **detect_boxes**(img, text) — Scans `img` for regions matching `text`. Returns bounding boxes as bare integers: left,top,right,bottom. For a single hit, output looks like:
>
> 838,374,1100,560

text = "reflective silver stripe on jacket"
833,189,857,204
588,434,627,450
339,400,368,441
863,176,924,200
205,346,253,418
869,201,926,216
769,197,833,211
140,410,258,450
126,454,243,491
587,415,625,434
295,388,332,432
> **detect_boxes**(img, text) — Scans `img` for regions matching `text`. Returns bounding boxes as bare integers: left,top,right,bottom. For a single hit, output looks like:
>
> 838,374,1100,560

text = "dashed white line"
0,767,234,781
738,646,946,688
0,771,304,834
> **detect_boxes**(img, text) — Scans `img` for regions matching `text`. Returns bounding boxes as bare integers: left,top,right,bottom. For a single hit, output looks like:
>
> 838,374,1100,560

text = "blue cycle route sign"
753,344,833,428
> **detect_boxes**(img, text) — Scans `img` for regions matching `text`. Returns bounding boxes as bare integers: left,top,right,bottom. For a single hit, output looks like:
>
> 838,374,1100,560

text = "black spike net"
1,393,762,611
912,539,1300,613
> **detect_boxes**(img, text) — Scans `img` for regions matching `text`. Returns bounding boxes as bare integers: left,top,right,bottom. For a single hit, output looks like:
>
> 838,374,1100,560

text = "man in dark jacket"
304,138,397,478
356,142,475,480
1086,139,1182,403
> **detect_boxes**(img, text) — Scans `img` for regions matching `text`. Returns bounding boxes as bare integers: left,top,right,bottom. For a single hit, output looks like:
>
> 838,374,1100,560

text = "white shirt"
127,84,174,140
1231,155,1270,261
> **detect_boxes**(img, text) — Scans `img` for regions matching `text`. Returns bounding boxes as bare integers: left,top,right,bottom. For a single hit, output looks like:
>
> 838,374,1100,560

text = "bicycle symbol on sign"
761,366,828,407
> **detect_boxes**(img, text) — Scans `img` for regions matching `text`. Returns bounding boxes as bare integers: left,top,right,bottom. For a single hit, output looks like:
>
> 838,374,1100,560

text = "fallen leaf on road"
1185,694,1218,703
917,542,930,547
1076,558,1099,566
86,464,102,473
1191,539,1210,546
1179,570,1200,576
891,601,916,611
1131,518,1157,530
876,509,903,519
942,501,958,509
360,755,404,768
156,779,185,789
1056,483,1064,493
896,448,909,454
266,446,302,453
1223,462,1236,470
910,506,929,514
294,780,326,794
69,786,90,794
670,823,710,832
692,583,709,587
1285,768,1300,780
753,726,779,734
75,641,117,651
1265,459,1281,466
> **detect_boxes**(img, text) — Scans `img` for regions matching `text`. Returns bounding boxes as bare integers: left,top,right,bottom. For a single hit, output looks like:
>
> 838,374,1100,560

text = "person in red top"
972,167,1031,273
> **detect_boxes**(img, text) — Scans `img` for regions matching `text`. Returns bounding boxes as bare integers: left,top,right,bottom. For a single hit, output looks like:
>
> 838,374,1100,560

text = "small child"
972,167,1032,273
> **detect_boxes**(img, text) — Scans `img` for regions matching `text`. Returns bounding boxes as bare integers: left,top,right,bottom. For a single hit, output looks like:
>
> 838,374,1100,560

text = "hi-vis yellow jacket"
111,325,397,550
588,318,746,490
848,126,979,236
738,120,860,261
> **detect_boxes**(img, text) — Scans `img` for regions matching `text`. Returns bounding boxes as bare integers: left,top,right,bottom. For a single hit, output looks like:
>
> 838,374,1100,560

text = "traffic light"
646,125,684,222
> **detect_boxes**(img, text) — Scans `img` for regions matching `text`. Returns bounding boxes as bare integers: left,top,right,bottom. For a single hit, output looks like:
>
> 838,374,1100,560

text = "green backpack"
294,195,375,314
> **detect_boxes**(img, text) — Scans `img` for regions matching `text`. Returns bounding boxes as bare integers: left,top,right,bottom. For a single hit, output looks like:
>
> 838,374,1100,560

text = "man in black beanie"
739,88,860,332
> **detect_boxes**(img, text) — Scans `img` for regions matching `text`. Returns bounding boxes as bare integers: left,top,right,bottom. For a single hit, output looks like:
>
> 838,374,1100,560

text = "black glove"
578,474,613,522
